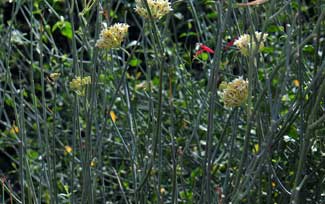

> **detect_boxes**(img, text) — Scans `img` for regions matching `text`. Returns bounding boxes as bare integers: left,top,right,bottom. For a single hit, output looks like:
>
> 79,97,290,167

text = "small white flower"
283,135,295,143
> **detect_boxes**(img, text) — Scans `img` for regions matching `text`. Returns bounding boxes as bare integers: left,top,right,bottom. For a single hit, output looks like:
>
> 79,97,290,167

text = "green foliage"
52,20,72,40
129,56,142,67
0,0,324,203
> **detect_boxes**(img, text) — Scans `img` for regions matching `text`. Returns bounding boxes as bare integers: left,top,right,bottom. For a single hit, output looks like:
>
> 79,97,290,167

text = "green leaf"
129,57,142,67
267,25,284,33
110,10,118,19
152,77,160,86
302,45,315,53
27,150,39,160
52,20,72,40
272,78,279,86
291,1,299,10
4,95,14,107
288,125,298,139
207,12,218,19
190,167,203,184
179,32,197,38
52,21,60,32
180,191,193,200
261,46,274,54
33,1,41,14
60,21,72,39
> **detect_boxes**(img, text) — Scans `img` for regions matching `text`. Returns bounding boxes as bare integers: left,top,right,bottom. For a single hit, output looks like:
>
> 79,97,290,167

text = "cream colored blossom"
135,81,153,90
135,0,172,20
221,77,248,108
49,72,61,81
96,23,129,49
69,76,91,96
234,32,268,56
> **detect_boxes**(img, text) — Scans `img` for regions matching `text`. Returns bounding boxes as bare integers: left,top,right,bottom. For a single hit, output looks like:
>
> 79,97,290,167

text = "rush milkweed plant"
0,0,324,204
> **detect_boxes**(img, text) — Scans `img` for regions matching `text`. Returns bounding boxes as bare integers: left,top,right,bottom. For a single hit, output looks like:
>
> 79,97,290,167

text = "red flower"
223,36,238,51
193,37,238,59
194,43,215,58
199,44,215,54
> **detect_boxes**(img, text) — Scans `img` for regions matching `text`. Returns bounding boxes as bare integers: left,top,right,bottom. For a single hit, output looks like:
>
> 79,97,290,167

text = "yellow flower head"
9,123,19,134
69,76,91,96
110,111,117,123
135,0,172,20
221,77,249,108
96,23,129,49
234,31,268,56
64,145,73,155
90,158,96,167
293,79,300,87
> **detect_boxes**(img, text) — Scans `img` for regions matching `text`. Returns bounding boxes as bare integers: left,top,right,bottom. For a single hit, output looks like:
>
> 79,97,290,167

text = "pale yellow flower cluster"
9,123,19,135
69,76,91,96
135,0,172,20
234,32,268,56
221,77,249,108
96,23,129,49
49,72,61,81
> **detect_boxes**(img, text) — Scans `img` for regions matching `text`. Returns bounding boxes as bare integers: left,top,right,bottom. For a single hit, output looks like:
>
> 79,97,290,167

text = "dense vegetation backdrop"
0,0,324,203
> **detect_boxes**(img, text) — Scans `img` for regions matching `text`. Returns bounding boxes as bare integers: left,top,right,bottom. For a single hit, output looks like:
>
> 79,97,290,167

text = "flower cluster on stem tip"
234,31,268,56
220,77,249,108
69,76,91,96
135,0,172,20
49,72,61,81
96,23,129,49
